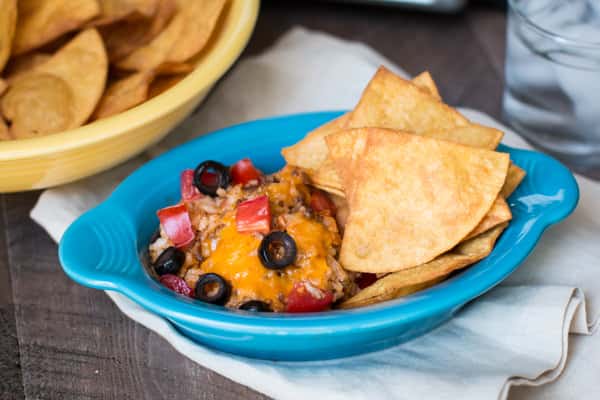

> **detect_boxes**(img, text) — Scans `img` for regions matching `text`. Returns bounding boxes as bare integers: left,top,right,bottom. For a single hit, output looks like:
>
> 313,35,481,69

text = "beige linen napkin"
31,27,599,400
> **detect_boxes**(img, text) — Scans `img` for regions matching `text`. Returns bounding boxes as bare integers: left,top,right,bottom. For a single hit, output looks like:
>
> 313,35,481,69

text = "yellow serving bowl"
0,0,259,193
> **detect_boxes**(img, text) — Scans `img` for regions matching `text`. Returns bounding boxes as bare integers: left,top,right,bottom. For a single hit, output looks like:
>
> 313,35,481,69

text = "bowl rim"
59,111,580,334
0,0,260,160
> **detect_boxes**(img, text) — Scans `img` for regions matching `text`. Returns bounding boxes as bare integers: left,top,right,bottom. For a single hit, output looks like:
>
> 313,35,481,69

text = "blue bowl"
59,111,579,361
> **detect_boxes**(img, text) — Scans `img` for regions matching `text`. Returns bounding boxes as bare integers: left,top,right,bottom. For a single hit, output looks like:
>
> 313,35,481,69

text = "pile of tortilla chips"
0,0,226,140
282,66,526,309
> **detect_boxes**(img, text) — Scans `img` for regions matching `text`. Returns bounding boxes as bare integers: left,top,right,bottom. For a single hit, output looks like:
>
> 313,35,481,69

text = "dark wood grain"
0,195,24,400
1,2,597,400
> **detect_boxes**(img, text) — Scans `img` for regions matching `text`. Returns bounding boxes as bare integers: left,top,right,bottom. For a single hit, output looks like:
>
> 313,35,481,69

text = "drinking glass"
503,0,600,171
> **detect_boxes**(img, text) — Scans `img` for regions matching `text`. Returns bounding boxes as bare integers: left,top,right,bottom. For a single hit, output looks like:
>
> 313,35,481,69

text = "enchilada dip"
149,158,356,312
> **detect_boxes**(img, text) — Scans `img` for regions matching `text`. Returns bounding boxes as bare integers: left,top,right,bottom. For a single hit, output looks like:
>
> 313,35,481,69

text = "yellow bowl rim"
0,0,260,161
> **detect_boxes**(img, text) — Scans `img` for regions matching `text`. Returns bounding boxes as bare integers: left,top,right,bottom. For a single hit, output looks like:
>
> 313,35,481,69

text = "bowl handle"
58,205,143,291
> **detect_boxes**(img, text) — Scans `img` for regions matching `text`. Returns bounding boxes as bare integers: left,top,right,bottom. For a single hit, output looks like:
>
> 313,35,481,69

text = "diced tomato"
286,282,334,313
310,190,337,216
159,274,194,297
180,169,201,201
231,158,262,185
356,273,378,289
236,195,271,234
157,203,194,248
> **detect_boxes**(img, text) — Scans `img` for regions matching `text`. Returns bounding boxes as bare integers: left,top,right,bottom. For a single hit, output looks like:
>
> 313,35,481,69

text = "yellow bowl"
0,0,259,193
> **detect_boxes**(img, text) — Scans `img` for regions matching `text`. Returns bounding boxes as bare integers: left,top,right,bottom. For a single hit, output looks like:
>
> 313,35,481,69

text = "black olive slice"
258,231,297,270
239,300,273,312
195,273,231,305
153,247,185,276
193,160,230,196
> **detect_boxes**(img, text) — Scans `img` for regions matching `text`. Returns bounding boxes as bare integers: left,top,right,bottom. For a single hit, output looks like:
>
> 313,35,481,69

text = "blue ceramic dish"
59,111,579,361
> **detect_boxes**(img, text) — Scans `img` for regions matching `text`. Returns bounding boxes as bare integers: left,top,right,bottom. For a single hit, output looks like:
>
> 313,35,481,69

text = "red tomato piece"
159,274,193,297
356,273,378,289
157,204,194,248
236,195,271,234
180,169,201,201
310,190,337,216
231,158,262,185
286,282,334,313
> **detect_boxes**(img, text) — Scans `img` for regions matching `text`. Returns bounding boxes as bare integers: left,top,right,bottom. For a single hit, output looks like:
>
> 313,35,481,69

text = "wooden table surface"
0,2,596,399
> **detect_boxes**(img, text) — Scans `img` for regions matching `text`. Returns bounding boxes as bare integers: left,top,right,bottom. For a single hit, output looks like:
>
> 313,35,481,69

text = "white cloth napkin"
31,27,600,400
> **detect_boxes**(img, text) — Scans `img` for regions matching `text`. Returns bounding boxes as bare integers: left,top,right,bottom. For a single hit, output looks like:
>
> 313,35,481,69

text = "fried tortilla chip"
1,74,75,138
148,73,185,98
281,113,351,174
13,0,100,55
339,223,507,308
2,29,108,137
339,128,509,273
348,66,466,130
0,115,11,140
324,128,513,243
100,0,176,61
281,72,442,183
115,10,185,70
116,0,225,71
156,61,194,75
310,183,346,199
501,163,526,198
90,0,160,26
287,69,502,192
4,52,51,82
318,122,503,194
347,66,503,148
165,0,226,63
0,0,17,73
412,71,441,100
420,123,503,150
464,196,511,240
93,71,156,119
0,79,7,96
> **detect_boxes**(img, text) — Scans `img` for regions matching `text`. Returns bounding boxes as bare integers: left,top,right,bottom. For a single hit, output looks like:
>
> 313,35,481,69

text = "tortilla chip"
156,61,194,75
0,0,17,73
501,163,526,198
148,73,185,98
339,128,509,273
115,10,185,70
4,52,52,82
318,128,367,195
90,0,160,26
282,72,444,187
165,0,226,63
412,71,441,100
310,183,345,199
464,196,511,240
420,123,503,150
281,113,351,174
339,223,507,308
348,66,466,130
100,0,176,62
1,74,75,138
0,79,7,96
347,66,503,147
93,71,156,119
2,29,108,136
326,129,512,239
12,0,100,55
0,115,11,140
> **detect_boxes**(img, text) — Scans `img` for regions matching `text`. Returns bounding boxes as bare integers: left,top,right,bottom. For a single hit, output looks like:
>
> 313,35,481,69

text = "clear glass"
503,0,600,171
